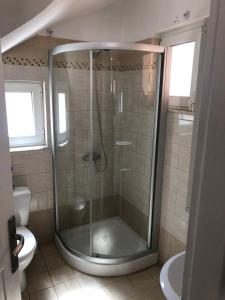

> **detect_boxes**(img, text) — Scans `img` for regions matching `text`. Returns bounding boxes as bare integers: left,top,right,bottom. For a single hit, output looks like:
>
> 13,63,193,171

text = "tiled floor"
22,244,165,300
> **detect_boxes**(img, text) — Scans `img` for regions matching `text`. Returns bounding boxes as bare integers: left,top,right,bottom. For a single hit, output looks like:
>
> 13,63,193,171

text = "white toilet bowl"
12,187,37,292
17,226,37,292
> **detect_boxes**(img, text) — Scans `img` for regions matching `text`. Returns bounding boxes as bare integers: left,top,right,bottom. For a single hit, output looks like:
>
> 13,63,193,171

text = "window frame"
161,26,202,109
5,81,46,148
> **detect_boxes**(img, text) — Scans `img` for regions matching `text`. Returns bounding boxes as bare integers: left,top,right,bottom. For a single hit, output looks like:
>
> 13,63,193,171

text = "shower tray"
59,216,147,258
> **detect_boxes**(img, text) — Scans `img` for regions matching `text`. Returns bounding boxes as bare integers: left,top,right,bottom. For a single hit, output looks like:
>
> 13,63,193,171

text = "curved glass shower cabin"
49,42,165,275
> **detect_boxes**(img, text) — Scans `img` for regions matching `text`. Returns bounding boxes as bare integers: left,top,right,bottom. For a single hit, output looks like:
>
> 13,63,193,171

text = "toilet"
12,187,37,292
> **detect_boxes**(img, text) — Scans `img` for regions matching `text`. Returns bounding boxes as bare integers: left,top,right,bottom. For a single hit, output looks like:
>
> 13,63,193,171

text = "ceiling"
0,0,125,52
57,0,124,22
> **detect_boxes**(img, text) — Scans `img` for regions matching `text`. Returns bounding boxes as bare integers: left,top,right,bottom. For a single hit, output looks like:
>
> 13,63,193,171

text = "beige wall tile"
31,172,52,193
160,110,194,254
28,209,54,245
12,153,46,175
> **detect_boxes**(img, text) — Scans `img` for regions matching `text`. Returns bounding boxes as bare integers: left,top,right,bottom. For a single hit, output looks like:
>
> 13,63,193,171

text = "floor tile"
49,265,75,285
44,253,65,270
128,269,158,293
145,265,161,283
54,278,83,300
40,244,58,258
29,256,46,268
83,286,114,300
108,277,137,300
148,286,165,300
22,289,29,297
27,272,53,293
77,273,106,292
72,267,84,278
27,257,47,277
128,286,165,300
24,243,164,300
29,287,57,300
33,248,43,259
103,275,123,285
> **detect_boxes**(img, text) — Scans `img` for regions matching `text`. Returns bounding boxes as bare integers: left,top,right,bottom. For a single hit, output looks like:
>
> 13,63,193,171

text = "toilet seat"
16,226,37,270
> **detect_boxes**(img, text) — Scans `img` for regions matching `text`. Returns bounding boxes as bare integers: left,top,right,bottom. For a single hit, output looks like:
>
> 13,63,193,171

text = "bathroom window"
55,83,68,146
161,26,201,110
169,42,195,97
5,81,46,148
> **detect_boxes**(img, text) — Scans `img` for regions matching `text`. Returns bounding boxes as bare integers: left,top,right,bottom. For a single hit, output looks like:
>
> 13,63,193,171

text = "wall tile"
160,110,194,251
12,153,46,175
30,172,52,193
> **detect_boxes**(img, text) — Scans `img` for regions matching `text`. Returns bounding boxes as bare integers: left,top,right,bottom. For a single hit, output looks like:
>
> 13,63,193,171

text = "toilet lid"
16,226,37,263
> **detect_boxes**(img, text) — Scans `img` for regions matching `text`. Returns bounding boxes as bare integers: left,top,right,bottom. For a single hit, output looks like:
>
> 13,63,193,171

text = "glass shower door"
52,50,92,256
90,49,161,258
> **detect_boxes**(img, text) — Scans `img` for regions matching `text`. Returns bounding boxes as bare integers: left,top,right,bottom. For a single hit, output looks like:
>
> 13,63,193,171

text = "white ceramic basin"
160,251,185,300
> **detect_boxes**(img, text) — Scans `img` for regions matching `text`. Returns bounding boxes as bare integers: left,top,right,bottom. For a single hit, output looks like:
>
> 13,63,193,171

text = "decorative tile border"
3,56,46,67
3,55,157,71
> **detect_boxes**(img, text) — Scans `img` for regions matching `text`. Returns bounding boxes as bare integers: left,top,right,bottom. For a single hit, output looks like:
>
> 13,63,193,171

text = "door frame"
182,0,225,298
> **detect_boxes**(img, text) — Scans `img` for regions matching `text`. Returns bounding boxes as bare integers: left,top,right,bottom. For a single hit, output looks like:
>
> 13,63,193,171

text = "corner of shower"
49,42,166,276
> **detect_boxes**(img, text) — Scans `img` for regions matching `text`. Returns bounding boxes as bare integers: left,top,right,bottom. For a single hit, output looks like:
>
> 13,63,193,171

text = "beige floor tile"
44,253,65,270
83,286,114,300
128,286,165,300
142,265,162,285
28,272,53,293
54,278,83,300
128,269,158,293
27,257,47,277
72,267,84,278
22,295,30,300
148,286,165,300
33,248,43,259
29,287,57,300
145,265,161,282
40,244,58,258
49,265,75,285
152,273,160,284
29,256,46,268
103,275,123,285
108,277,137,300
77,273,106,293
22,289,29,297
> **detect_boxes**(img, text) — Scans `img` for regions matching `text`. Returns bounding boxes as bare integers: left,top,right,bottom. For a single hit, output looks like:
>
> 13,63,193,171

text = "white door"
0,49,21,299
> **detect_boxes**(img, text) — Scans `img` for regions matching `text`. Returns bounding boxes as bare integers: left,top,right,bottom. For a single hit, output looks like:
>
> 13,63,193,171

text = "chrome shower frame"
49,42,168,276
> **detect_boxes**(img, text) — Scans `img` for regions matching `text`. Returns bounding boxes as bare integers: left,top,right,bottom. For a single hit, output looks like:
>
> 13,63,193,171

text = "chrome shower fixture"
83,151,101,162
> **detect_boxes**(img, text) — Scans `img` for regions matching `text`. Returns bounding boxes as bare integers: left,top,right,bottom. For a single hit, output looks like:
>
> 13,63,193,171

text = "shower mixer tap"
83,151,101,162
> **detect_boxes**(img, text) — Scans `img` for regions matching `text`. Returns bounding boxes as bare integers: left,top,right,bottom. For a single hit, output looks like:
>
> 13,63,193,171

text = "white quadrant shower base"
55,216,159,276
60,217,147,257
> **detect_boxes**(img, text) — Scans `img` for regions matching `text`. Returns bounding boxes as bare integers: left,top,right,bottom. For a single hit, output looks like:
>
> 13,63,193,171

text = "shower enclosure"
49,42,166,275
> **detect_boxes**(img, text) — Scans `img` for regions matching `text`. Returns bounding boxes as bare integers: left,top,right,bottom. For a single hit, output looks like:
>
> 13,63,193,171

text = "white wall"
41,2,123,42
120,0,211,41
47,0,211,42
0,0,53,37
